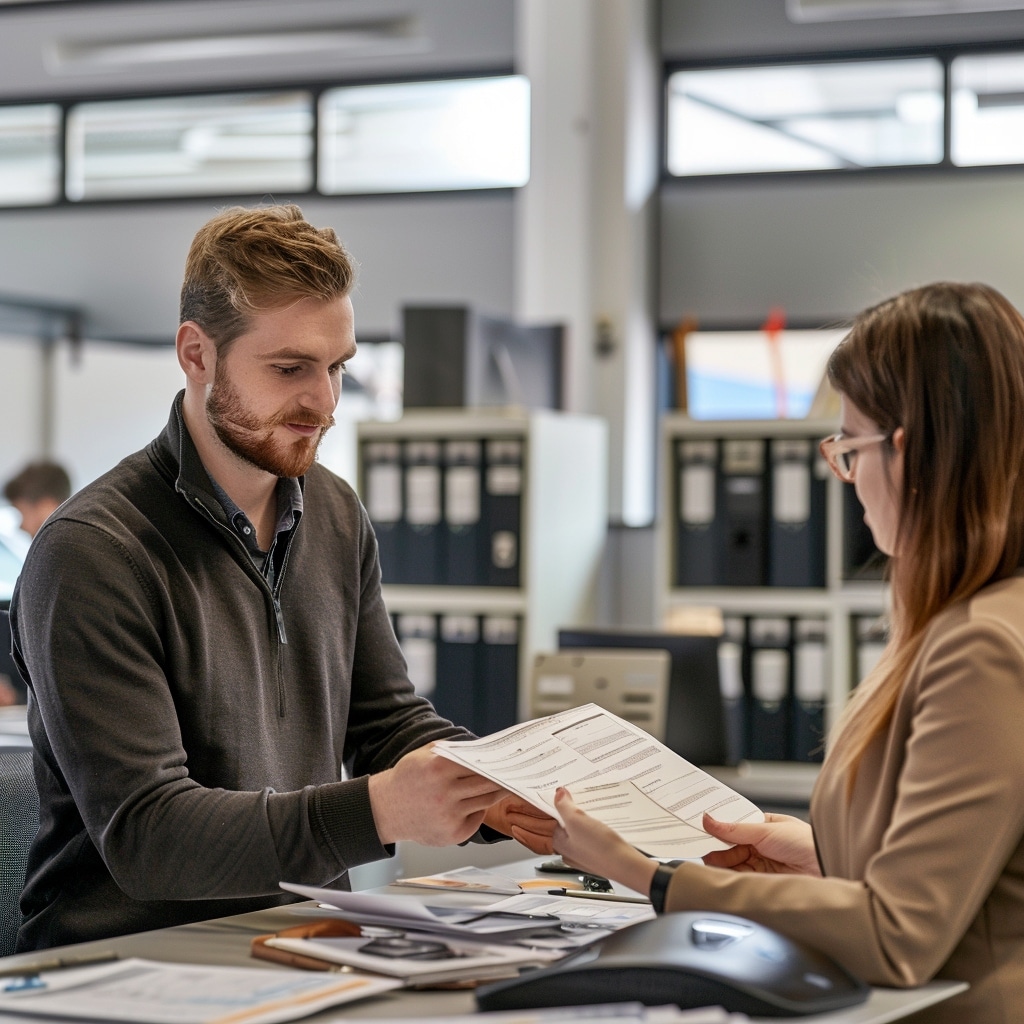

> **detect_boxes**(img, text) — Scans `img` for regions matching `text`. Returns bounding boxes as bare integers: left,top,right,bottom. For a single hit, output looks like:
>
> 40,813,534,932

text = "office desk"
0,860,965,1023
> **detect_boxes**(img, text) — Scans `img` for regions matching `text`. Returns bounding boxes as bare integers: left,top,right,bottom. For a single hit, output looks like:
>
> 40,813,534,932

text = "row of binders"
674,435,885,588
363,437,524,588
392,612,520,738
718,613,889,765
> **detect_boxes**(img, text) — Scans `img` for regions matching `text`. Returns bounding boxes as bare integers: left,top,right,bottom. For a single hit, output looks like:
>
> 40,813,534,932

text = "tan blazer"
663,574,1024,1023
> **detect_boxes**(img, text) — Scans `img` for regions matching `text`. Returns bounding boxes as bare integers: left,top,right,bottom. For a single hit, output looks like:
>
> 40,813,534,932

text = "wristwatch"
648,863,677,914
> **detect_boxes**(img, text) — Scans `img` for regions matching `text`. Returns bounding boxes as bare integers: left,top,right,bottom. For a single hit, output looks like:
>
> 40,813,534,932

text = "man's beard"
206,370,335,478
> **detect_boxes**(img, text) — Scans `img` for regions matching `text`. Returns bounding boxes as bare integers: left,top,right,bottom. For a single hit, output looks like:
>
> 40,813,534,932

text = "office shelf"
358,408,608,725
657,415,890,778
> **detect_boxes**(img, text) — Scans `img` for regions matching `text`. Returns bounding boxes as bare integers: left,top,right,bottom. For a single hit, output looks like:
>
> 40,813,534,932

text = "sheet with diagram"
433,703,764,858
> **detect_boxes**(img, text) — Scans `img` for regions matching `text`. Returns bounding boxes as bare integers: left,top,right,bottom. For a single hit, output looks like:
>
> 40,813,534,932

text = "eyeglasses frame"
818,432,889,483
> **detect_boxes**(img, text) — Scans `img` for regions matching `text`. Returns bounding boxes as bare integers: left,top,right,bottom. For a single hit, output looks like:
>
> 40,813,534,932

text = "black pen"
0,950,120,979
547,888,651,905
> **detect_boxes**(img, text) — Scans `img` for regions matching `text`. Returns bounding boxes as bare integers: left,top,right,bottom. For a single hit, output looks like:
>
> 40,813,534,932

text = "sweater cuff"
311,775,393,869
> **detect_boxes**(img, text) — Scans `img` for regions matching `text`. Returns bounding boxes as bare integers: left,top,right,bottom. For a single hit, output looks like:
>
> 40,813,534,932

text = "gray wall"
659,0,1024,327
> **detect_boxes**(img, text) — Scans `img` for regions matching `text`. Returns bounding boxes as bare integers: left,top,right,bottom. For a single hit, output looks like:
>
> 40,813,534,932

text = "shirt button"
243,526,252,535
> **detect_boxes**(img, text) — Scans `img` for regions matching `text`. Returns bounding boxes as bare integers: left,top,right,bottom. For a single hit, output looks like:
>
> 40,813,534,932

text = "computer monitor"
557,628,726,766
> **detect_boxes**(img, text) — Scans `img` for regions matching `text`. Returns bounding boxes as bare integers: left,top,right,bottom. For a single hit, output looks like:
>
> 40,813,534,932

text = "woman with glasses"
552,282,1024,1023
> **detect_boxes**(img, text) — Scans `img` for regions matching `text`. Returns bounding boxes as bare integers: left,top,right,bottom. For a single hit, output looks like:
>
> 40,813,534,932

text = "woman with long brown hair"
552,282,1024,1022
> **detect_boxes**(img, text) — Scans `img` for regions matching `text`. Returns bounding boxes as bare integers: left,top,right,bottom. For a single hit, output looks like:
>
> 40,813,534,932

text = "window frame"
662,39,1024,184
0,66,522,211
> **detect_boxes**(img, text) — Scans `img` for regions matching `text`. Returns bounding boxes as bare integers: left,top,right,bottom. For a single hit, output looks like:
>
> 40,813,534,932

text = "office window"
667,59,943,176
319,75,530,194
65,91,314,201
0,104,61,206
952,53,1024,166
684,329,845,420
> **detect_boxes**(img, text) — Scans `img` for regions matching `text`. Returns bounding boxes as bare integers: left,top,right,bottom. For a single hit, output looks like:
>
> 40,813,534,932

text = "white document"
485,892,655,927
0,957,400,1024
433,704,764,858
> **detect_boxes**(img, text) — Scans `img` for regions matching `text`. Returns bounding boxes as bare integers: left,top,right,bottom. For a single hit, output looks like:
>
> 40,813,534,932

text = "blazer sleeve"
661,614,1024,987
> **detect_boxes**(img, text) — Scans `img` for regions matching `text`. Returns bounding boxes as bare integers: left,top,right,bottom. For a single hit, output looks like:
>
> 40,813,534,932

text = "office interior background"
6,0,1024,621
5,0,1024,875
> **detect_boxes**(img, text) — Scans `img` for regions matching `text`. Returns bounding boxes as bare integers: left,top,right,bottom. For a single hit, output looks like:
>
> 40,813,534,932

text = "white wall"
0,336,46,486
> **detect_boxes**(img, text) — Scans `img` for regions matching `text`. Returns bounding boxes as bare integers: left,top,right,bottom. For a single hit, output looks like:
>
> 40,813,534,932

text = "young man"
10,205,554,951
3,461,72,539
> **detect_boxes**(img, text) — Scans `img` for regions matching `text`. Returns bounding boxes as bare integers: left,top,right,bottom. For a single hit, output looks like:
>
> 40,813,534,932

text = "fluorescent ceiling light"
788,0,1024,18
47,17,427,73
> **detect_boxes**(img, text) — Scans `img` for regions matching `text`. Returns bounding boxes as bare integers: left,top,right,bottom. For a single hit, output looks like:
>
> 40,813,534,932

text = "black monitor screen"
557,628,725,766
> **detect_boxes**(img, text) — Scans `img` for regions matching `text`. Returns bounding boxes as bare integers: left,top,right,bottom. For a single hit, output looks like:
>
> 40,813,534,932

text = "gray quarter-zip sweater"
11,392,475,950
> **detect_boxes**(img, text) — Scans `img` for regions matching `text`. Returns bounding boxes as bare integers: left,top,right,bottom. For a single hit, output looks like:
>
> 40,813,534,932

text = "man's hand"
482,796,557,855
368,744,506,847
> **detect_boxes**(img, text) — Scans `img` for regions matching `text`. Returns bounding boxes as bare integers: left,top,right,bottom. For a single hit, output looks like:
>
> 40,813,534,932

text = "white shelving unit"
357,408,608,722
657,415,889,798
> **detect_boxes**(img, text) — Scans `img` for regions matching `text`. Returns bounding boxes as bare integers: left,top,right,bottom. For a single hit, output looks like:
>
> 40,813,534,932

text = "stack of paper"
433,703,764,859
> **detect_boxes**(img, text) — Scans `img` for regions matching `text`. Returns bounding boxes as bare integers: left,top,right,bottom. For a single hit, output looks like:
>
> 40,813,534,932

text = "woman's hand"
483,796,558,855
701,812,821,876
551,787,658,896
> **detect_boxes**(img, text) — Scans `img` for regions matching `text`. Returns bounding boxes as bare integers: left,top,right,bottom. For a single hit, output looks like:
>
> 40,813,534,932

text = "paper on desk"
0,957,400,1024
337,1003,747,1023
433,704,764,858
486,892,655,927
394,865,522,895
278,882,561,939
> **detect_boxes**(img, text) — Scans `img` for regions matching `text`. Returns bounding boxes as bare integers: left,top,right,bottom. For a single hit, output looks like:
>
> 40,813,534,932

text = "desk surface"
0,858,965,1023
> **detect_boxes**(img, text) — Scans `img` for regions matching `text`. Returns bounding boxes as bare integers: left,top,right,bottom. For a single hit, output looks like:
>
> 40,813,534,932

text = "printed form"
433,704,764,858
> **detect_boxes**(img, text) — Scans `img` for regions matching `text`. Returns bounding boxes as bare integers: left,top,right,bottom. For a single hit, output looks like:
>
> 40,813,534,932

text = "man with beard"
9,205,555,951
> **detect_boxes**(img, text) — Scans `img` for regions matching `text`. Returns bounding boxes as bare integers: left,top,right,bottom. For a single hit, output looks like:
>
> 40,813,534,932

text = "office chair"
0,749,38,956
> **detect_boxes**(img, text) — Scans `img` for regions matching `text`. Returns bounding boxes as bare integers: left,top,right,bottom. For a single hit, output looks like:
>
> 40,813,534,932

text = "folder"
403,440,443,585
396,614,437,700
434,614,481,732
443,440,484,587
482,440,523,588
720,439,768,587
769,438,827,588
854,614,889,684
361,440,404,584
478,616,520,734
674,439,719,586
747,616,791,761
718,616,747,766
792,618,828,763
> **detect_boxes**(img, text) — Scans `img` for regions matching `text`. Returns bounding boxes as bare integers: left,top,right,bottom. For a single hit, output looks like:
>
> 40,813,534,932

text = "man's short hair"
179,204,356,352
4,461,72,505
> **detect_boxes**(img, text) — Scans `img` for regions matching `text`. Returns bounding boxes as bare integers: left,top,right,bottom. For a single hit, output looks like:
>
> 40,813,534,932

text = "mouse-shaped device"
476,912,869,1018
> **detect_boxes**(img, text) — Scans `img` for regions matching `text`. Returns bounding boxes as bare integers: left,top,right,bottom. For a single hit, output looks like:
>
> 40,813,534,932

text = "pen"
0,950,120,979
547,888,650,905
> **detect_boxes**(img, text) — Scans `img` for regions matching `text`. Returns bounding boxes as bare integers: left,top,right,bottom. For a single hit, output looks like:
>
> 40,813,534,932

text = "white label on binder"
751,649,789,704
405,465,441,525
487,465,522,495
483,616,518,644
491,530,518,569
794,641,827,702
680,464,715,525
445,466,481,526
773,462,811,524
718,641,744,701
401,637,436,696
440,615,479,644
365,464,402,523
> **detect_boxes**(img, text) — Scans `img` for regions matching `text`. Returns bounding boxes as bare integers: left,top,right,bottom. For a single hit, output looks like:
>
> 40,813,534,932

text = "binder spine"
718,616,748,766
674,439,719,586
747,616,792,761
403,440,443,585
443,440,484,587
396,614,438,699
483,440,523,588
434,614,481,732
792,617,828,763
479,615,520,734
362,440,404,584
720,439,768,587
769,438,828,588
